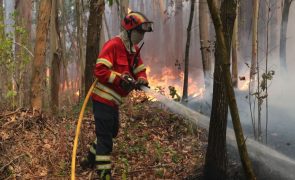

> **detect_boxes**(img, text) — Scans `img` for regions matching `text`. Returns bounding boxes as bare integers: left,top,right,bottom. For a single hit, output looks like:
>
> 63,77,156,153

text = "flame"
75,90,80,97
146,66,204,99
238,74,250,91
239,79,250,91
128,8,132,14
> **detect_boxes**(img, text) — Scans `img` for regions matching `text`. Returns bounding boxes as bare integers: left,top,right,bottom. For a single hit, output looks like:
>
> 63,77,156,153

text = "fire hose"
71,79,97,180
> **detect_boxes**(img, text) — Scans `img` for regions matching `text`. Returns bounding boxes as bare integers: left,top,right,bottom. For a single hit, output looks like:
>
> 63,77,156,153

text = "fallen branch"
0,108,22,118
128,164,171,174
0,154,26,172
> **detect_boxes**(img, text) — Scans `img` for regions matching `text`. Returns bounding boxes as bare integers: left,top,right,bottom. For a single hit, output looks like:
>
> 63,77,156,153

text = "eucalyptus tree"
205,0,255,179
31,0,52,111
280,0,294,72
50,0,63,114
199,0,212,89
182,0,195,102
84,0,105,94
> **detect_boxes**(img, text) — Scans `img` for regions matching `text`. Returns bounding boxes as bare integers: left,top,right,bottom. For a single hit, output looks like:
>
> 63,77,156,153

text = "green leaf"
6,90,17,98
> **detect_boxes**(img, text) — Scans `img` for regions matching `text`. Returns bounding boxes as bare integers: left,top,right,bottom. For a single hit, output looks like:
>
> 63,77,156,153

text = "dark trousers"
91,100,119,173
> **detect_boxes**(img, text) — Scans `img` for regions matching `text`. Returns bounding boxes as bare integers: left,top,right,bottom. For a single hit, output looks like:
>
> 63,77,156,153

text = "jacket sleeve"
94,41,121,85
133,54,148,81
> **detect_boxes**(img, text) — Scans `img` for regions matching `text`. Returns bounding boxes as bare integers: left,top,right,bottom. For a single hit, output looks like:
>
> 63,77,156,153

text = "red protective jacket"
91,36,147,108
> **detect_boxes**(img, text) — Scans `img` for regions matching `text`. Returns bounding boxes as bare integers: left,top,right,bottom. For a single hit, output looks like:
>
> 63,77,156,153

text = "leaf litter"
0,92,207,179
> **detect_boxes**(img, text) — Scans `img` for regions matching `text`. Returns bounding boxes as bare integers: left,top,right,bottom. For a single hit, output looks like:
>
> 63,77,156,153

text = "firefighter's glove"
120,73,136,92
135,77,149,90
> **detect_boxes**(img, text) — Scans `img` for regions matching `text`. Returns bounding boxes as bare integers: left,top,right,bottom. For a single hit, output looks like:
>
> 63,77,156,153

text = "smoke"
142,86,295,180
262,3,295,125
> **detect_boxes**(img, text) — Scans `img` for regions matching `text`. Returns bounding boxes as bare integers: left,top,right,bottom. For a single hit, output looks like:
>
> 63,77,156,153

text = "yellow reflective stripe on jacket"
133,64,146,74
96,164,112,170
96,155,111,162
108,71,116,84
96,58,112,68
93,88,121,105
95,82,122,103
108,71,122,84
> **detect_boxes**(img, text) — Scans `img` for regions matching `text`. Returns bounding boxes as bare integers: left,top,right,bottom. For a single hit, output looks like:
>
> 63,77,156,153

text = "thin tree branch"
13,41,34,57
0,154,26,172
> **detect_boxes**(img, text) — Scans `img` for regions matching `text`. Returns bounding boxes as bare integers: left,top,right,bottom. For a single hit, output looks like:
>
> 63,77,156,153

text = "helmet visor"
139,22,153,32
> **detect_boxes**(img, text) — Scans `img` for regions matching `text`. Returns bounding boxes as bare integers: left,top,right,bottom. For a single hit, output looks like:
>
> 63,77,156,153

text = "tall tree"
199,0,212,89
0,0,5,102
0,0,3,33
58,0,69,102
206,0,256,179
231,1,239,88
30,0,52,111
204,0,236,178
175,0,183,69
239,0,253,59
84,0,105,94
3,0,15,106
250,0,259,81
182,0,195,102
50,0,62,114
15,0,32,107
76,0,85,98
280,0,293,72
4,0,15,34
248,0,260,135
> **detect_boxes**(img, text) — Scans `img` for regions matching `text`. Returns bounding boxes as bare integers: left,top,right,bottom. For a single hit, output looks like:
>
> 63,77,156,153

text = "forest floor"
0,92,208,180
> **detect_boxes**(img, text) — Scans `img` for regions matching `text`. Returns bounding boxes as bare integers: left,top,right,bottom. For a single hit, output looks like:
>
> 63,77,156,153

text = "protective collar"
119,30,136,54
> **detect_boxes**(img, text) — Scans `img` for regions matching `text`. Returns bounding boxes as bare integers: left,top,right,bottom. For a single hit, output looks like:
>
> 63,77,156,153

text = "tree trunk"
0,0,4,36
175,0,183,69
59,0,70,105
50,0,62,114
119,0,129,19
199,0,212,89
76,0,85,98
182,0,195,102
15,0,32,108
239,0,253,60
4,0,15,34
84,0,104,95
204,0,237,178
4,0,15,107
232,2,239,88
269,0,282,56
250,0,259,81
30,0,52,111
0,0,5,102
280,0,293,72
206,0,256,179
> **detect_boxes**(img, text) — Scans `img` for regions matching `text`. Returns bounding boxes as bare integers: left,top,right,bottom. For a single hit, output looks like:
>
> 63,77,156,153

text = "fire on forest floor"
0,92,208,179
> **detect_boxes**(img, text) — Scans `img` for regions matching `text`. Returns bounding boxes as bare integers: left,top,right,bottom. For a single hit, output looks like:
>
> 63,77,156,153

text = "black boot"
80,152,95,170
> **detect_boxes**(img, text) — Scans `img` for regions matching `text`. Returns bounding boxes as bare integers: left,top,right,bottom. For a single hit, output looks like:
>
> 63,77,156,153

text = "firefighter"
80,12,153,179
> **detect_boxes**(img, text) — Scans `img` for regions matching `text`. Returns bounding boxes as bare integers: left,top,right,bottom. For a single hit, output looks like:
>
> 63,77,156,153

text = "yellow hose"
71,79,98,180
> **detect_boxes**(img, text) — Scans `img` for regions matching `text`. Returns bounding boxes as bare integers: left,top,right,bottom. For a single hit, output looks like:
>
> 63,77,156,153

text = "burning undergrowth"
0,91,207,179
146,66,205,99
